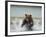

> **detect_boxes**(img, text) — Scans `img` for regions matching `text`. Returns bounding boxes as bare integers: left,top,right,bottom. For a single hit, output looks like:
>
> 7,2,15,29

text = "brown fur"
21,14,33,30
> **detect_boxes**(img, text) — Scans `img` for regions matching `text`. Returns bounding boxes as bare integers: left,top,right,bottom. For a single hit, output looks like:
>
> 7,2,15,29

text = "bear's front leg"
21,21,26,27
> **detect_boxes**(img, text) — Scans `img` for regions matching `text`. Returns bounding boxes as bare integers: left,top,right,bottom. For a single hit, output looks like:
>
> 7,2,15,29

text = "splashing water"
10,19,28,32
10,18,42,32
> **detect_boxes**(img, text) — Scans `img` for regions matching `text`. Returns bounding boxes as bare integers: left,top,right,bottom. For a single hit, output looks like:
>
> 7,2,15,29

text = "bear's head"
24,14,33,23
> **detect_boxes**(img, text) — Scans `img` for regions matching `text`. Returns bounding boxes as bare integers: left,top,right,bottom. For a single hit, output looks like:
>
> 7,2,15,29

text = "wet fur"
21,14,33,30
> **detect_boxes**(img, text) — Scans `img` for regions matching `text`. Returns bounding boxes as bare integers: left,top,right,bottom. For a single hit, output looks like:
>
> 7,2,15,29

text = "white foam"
10,18,42,32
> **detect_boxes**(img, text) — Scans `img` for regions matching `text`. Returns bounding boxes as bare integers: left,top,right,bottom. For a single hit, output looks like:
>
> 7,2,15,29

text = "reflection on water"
10,17,42,32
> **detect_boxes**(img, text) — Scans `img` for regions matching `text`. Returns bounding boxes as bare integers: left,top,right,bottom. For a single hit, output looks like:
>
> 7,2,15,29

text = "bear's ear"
25,14,27,16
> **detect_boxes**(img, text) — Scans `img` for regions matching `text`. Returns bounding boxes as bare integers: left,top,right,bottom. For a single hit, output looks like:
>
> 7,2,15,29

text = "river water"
10,18,42,32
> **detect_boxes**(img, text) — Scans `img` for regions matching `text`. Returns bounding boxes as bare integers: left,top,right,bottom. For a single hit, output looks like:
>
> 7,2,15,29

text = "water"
10,18,42,32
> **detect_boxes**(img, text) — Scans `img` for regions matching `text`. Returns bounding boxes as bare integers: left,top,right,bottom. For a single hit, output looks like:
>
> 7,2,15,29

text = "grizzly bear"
21,14,33,30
